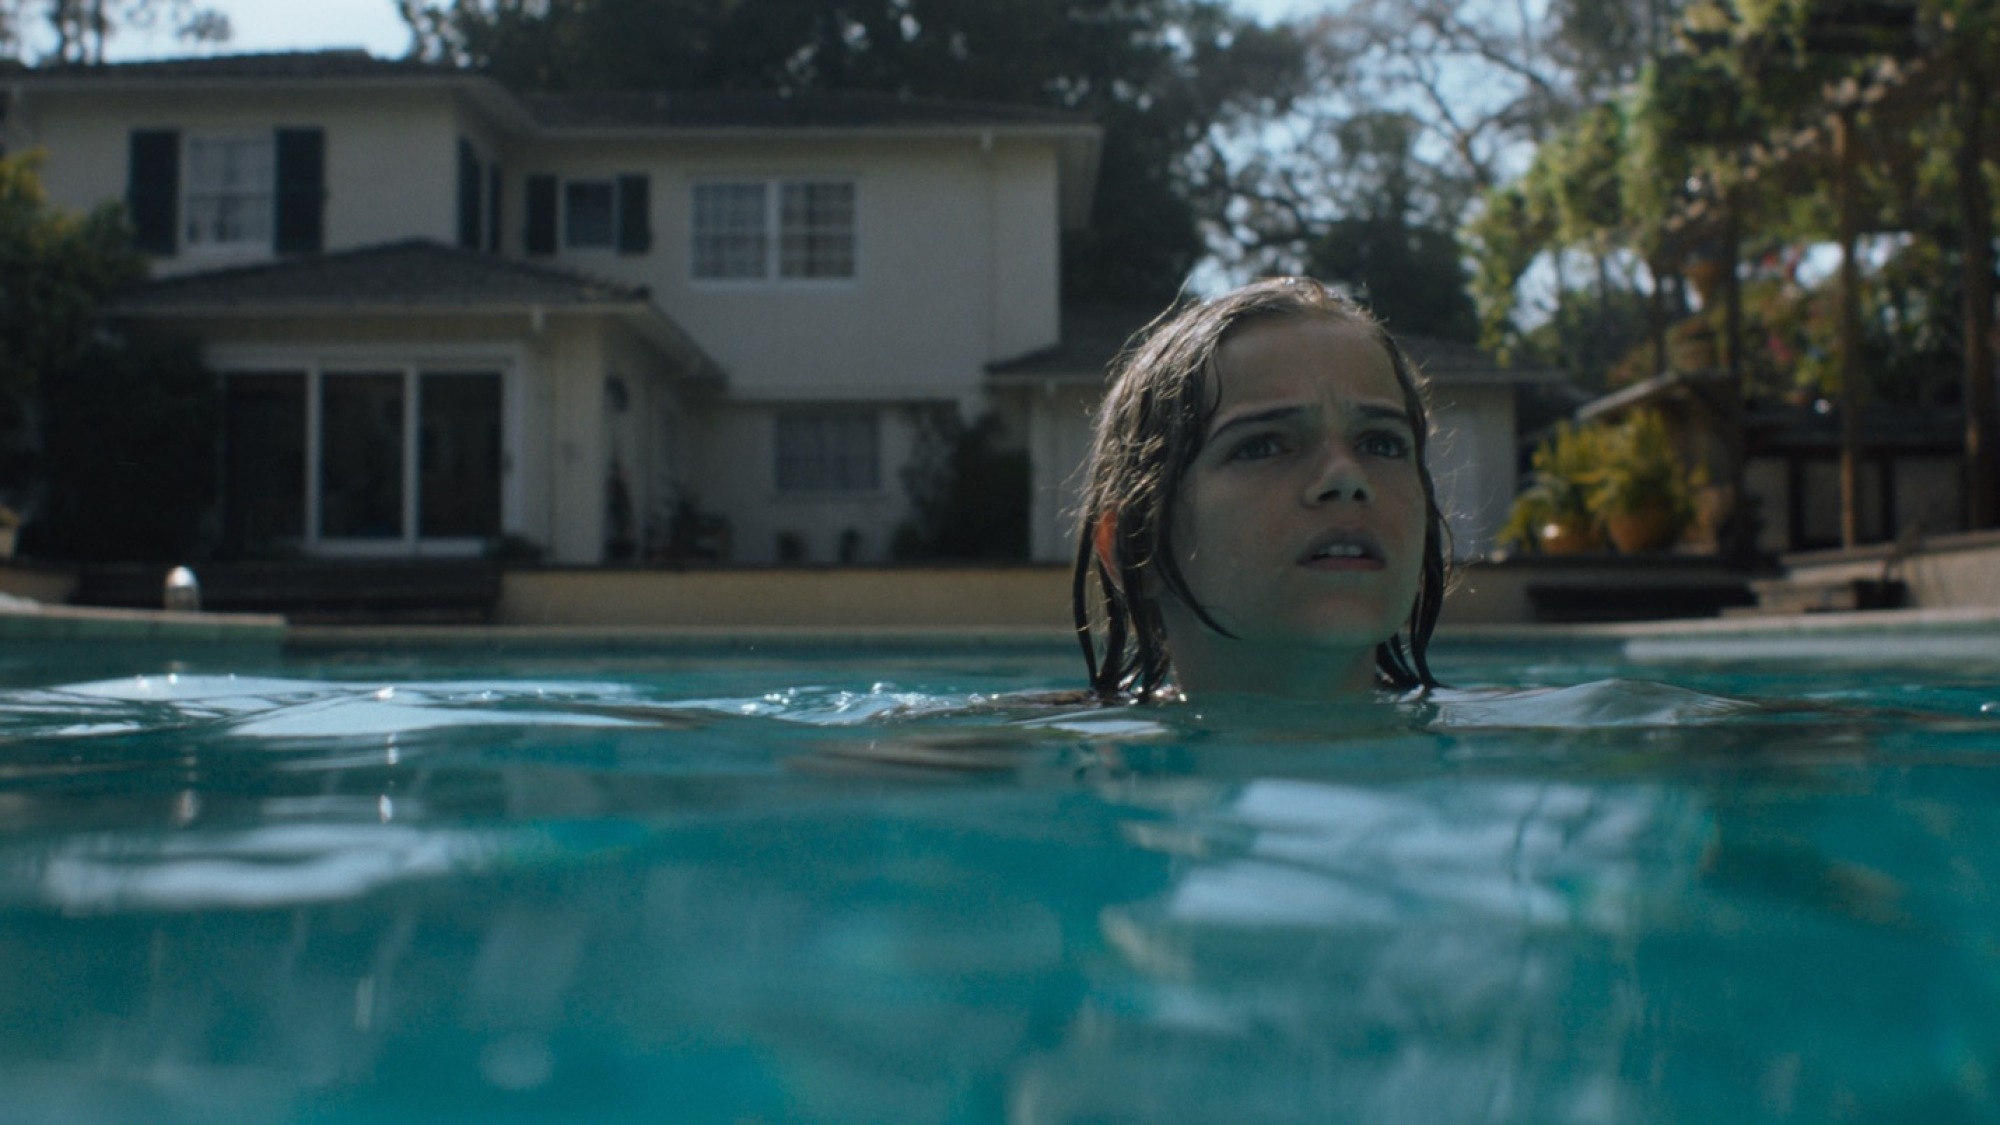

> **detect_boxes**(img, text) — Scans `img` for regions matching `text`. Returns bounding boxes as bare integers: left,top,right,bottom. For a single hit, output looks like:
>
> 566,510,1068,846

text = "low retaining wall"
1776,529,2000,609
498,557,1758,629
10,530,1987,636
0,562,76,606
499,566,1078,629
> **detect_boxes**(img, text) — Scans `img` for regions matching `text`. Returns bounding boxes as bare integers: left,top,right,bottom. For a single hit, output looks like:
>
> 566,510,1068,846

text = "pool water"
2,640,1998,1123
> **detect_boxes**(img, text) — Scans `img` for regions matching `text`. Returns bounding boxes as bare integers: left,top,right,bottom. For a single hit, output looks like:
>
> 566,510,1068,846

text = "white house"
5,49,1546,572
3,50,1101,565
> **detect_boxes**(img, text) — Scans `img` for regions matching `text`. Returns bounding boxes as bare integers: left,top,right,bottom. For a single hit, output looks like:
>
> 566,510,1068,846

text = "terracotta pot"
1539,518,1604,555
1606,503,1682,554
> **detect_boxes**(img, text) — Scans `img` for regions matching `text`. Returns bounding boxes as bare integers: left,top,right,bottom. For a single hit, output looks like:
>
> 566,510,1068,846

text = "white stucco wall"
1426,384,1519,560
1015,383,1099,564
687,400,924,565
517,134,1064,404
987,144,1061,365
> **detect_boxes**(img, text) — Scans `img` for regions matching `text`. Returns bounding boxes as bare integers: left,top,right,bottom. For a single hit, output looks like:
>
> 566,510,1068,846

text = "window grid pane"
564,181,614,247
693,182,769,279
186,137,273,247
775,410,878,493
780,181,855,278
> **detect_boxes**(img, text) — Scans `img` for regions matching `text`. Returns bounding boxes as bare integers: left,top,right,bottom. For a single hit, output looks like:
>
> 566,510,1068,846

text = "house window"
692,182,768,279
565,181,615,247
780,182,855,278
185,135,274,249
127,127,323,256
694,179,855,281
775,409,878,493
525,173,651,256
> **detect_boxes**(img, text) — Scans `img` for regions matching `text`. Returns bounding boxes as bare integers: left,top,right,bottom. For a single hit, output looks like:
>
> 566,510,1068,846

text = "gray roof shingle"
110,239,649,312
33,49,447,81
28,51,1093,133
522,89,1092,131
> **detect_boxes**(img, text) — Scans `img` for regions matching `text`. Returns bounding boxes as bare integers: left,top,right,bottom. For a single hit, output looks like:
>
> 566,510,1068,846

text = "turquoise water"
2,639,1999,1123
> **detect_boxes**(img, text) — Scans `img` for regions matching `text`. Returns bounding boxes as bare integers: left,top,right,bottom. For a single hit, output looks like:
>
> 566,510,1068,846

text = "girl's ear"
1092,510,1121,589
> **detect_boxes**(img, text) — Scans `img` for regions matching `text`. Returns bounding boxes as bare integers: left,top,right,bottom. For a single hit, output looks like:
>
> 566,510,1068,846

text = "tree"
29,330,218,562
2,0,230,63
1299,114,1477,339
397,0,1310,303
0,151,143,440
0,152,220,561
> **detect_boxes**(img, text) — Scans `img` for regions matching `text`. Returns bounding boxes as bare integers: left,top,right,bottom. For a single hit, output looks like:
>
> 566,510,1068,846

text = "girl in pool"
1073,277,1449,702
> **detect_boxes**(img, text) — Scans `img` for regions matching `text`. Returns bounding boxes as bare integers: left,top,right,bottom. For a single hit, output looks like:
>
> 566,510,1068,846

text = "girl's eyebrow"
1206,401,1412,442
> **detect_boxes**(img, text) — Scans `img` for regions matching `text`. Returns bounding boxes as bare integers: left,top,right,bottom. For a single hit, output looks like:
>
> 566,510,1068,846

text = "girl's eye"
1227,433,1286,462
1359,430,1412,459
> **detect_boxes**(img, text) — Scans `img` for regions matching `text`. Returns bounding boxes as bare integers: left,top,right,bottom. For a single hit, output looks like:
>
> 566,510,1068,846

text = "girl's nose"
1304,440,1371,505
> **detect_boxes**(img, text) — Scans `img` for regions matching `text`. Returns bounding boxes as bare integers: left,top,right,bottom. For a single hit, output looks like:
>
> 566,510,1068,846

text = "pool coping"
1436,606,2000,662
7,600,1995,660
0,600,285,644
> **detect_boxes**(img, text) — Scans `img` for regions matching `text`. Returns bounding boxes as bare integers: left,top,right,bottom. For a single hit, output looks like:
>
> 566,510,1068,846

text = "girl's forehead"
1211,317,1403,406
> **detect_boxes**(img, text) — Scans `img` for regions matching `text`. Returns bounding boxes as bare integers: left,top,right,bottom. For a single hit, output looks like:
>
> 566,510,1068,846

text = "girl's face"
1158,316,1427,697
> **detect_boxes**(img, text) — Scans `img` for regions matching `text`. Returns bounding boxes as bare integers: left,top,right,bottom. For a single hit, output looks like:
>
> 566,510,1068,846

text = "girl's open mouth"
1299,530,1385,568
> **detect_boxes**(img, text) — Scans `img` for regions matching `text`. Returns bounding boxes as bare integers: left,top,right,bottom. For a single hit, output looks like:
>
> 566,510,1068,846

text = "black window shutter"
487,165,504,253
616,174,651,254
456,138,481,250
274,128,325,254
126,129,179,255
525,174,557,256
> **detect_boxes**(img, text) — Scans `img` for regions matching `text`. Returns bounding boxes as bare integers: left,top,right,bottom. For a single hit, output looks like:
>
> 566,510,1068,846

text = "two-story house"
3,51,1102,565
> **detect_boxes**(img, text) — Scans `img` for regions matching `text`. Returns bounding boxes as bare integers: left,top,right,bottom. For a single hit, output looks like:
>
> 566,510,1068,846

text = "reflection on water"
1019,776,1699,1122
0,668,1997,1121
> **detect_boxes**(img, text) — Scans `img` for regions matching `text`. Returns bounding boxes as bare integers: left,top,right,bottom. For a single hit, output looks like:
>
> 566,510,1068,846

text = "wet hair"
1070,277,1449,700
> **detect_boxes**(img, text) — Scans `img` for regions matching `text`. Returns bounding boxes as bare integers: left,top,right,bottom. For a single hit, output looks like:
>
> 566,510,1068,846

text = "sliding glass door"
320,372,406,540
220,366,503,556
418,372,502,540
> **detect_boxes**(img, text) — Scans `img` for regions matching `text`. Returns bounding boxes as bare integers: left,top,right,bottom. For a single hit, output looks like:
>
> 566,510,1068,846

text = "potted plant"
1588,409,1701,554
1498,422,1609,555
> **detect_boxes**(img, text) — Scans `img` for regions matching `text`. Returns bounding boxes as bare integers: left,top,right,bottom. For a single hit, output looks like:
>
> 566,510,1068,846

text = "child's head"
1071,277,1448,700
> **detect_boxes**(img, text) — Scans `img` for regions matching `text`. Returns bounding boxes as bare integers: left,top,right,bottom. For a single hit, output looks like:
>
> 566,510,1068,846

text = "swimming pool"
2,632,1997,1123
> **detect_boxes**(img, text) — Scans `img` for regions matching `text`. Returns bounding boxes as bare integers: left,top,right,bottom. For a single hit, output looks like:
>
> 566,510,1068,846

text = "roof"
108,239,650,312
522,89,1093,132
985,303,1162,381
25,49,435,81
988,305,1564,387
16,49,1105,228
17,50,1092,132
108,238,722,381
1398,335,1563,385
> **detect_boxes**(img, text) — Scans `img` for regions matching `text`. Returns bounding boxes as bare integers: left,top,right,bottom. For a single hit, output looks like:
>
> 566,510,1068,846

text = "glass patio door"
319,372,406,541
417,372,502,540
221,367,504,556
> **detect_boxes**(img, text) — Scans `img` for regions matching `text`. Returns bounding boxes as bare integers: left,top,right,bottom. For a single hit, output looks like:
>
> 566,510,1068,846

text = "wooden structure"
1657,40,1998,549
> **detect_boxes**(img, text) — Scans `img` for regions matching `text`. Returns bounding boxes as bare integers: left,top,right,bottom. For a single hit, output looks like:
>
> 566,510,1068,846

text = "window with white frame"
774,409,878,493
185,135,274,249
564,180,616,247
694,179,855,281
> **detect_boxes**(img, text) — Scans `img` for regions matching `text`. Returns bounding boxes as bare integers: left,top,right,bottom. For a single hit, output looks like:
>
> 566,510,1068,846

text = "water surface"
2,641,1997,1122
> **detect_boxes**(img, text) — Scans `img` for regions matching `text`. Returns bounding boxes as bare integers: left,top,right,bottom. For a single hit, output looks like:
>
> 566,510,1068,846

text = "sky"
100,0,1334,62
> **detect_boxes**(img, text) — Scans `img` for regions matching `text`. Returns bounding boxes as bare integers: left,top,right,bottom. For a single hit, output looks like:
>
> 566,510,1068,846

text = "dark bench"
74,560,504,623
1526,579,1757,624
